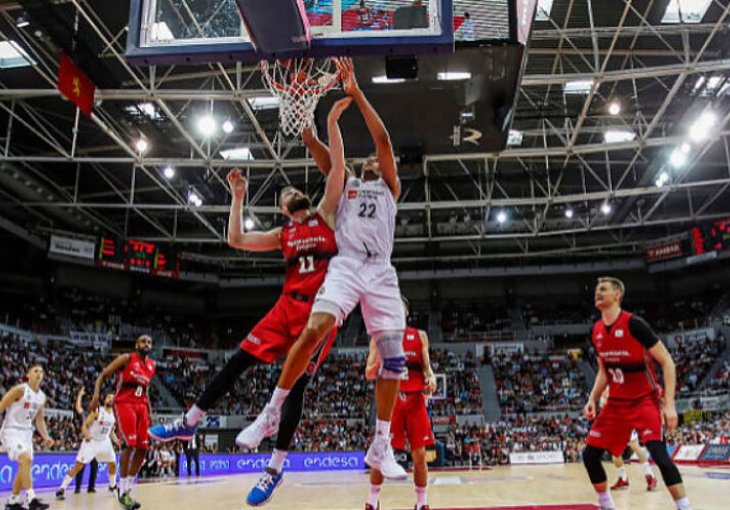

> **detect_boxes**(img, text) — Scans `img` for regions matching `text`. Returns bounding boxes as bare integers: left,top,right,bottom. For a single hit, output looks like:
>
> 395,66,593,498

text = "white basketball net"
260,58,340,137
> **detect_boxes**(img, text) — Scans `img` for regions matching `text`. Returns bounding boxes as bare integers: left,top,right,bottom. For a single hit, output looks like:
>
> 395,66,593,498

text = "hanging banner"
49,235,95,261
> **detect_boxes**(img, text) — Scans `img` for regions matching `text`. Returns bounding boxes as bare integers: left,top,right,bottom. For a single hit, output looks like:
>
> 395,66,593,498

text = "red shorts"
587,393,663,457
114,402,150,449
240,294,337,367
391,391,435,451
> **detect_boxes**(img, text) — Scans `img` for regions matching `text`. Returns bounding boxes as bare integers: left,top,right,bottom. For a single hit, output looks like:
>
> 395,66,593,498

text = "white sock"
617,466,627,480
26,490,36,502
185,405,206,427
60,475,73,490
367,484,382,507
268,449,288,473
9,495,21,504
597,490,614,509
375,419,390,438
270,388,290,409
675,497,692,510
642,462,654,476
125,476,135,494
415,486,428,509
120,477,128,493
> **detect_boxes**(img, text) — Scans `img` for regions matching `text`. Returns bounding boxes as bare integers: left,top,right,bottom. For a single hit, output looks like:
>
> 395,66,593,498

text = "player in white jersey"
56,393,121,500
238,57,408,480
0,364,54,510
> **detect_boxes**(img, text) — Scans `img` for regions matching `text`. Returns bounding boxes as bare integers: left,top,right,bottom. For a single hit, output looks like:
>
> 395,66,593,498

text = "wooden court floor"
8,463,729,510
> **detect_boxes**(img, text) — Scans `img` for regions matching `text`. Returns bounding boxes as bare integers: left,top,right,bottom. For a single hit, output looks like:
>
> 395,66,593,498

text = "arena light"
655,171,669,188
163,166,175,179
600,202,612,216
688,111,717,142
220,146,254,160
0,41,34,69
680,142,691,154
187,190,203,207
603,130,636,144
608,101,621,116
372,75,405,84
222,119,234,134
16,14,29,28
662,0,712,24
496,210,507,224
564,79,594,95
535,0,555,21
244,218,255,230
669,148,687,168
565,208,574,219
507,129,523,146
196,114,217,138
134,137,149,154
437,72,471,81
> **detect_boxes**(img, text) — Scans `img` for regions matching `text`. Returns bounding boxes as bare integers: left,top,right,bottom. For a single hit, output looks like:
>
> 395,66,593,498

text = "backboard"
126,0,517,65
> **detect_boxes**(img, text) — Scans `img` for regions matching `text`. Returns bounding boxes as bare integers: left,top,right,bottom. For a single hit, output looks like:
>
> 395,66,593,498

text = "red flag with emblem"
57,52,95,117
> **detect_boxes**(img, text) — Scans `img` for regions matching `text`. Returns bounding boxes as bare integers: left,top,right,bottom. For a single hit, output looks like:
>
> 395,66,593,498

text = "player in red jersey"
582,277,692,510
365,296,436,510
148,98,352,507
90,334,155,510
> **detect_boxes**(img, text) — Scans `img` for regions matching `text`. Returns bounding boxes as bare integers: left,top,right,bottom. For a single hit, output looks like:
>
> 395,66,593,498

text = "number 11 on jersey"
298,255,315,274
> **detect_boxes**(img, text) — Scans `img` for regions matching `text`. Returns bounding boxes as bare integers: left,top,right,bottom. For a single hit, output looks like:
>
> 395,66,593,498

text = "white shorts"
76,438,116,464
0,428,34,461
312,256,406,334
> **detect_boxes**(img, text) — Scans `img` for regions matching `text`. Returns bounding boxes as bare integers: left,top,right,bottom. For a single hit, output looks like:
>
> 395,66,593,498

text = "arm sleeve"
628,316,660,349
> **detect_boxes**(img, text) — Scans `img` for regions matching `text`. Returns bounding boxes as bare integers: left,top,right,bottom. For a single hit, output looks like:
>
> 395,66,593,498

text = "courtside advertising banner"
509,451,564,464
672,444,706,462
0,454,114,491
699,444,730,464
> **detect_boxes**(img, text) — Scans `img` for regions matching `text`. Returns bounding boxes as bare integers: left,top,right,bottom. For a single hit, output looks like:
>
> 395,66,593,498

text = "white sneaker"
365,435,407,480
236,405,281,449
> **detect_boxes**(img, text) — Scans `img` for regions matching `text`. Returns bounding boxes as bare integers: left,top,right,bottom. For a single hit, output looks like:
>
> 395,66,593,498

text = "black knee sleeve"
646,441,683,486
196,349,259,411
582,445,608,485
275,374,309,451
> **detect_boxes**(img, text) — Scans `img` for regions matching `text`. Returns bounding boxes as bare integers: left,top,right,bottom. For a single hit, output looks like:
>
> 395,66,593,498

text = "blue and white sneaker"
246,468,283,506
148,415,197,442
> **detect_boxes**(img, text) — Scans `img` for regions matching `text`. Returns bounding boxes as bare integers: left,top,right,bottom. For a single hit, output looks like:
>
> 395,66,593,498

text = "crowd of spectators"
667,411,730,446
672,333,726,394
492,352,587,415
427,348,483,416
707,360,730,394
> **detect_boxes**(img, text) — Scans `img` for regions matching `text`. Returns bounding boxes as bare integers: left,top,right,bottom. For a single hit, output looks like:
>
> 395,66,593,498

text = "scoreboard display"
97,238,180,278
691,218,730,256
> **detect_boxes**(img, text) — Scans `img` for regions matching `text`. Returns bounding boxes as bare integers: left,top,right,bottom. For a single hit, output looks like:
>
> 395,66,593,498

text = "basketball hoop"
260,57,340,137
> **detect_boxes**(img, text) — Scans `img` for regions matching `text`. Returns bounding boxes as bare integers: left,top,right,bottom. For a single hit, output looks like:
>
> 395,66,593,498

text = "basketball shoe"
148,414,197,442
28,499,50,510
236,405,280,449
365,435,407,480
246,468,284,506
645,474,658,491
610,477,629,490
365,504,379,510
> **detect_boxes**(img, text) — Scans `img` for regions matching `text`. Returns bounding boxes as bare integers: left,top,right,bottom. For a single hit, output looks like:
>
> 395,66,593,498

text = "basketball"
1,1,728,510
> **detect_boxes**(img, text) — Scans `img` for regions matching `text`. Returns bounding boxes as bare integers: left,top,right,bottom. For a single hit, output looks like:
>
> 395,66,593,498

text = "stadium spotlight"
244,218,255,230
689,111,717,142
496,210,507,224
187,189,203,207
163,166,175,179
600,202,612,215
222,119,234,134
197,114,217,137
655,171,669,188
669,148,687,168
565,208,574,219
134,137,149,154
608,101,621,116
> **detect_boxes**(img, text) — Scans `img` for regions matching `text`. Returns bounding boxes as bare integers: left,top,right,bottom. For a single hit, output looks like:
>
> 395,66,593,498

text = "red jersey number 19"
298,256,315,274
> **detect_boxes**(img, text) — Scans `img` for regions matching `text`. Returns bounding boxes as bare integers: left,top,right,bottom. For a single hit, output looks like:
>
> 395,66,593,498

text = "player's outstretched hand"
336,57,360,96
328,97,353,123
44,437,54,449
89,393,100,412
583,399,597,420
227,168,248,199
663,401,678,432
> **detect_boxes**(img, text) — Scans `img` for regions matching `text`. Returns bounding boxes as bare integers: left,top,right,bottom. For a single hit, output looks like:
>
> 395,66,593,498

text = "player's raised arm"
303,126,332,177
226,168,282,252
75,387,85,415
338,57,400,199
91,354,129,411
317,97,352,227
649,341,678,432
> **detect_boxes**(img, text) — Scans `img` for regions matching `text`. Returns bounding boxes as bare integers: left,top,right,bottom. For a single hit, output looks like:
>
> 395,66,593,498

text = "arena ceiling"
0,0,729,275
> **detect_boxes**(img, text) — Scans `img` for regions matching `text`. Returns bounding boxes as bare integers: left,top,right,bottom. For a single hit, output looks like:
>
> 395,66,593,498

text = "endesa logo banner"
179,451,366,477
0,454,114,491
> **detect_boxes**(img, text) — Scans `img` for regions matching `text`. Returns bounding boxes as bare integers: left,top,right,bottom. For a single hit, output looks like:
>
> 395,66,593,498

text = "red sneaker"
645,474,658,491
365,504,380,510
610,478,630,490
415,506,430,510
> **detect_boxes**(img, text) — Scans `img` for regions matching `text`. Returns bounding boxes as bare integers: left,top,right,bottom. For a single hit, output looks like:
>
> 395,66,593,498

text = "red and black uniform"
587,310,663,456
391,327,435,451
114,352,155,448
241,212,338,364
